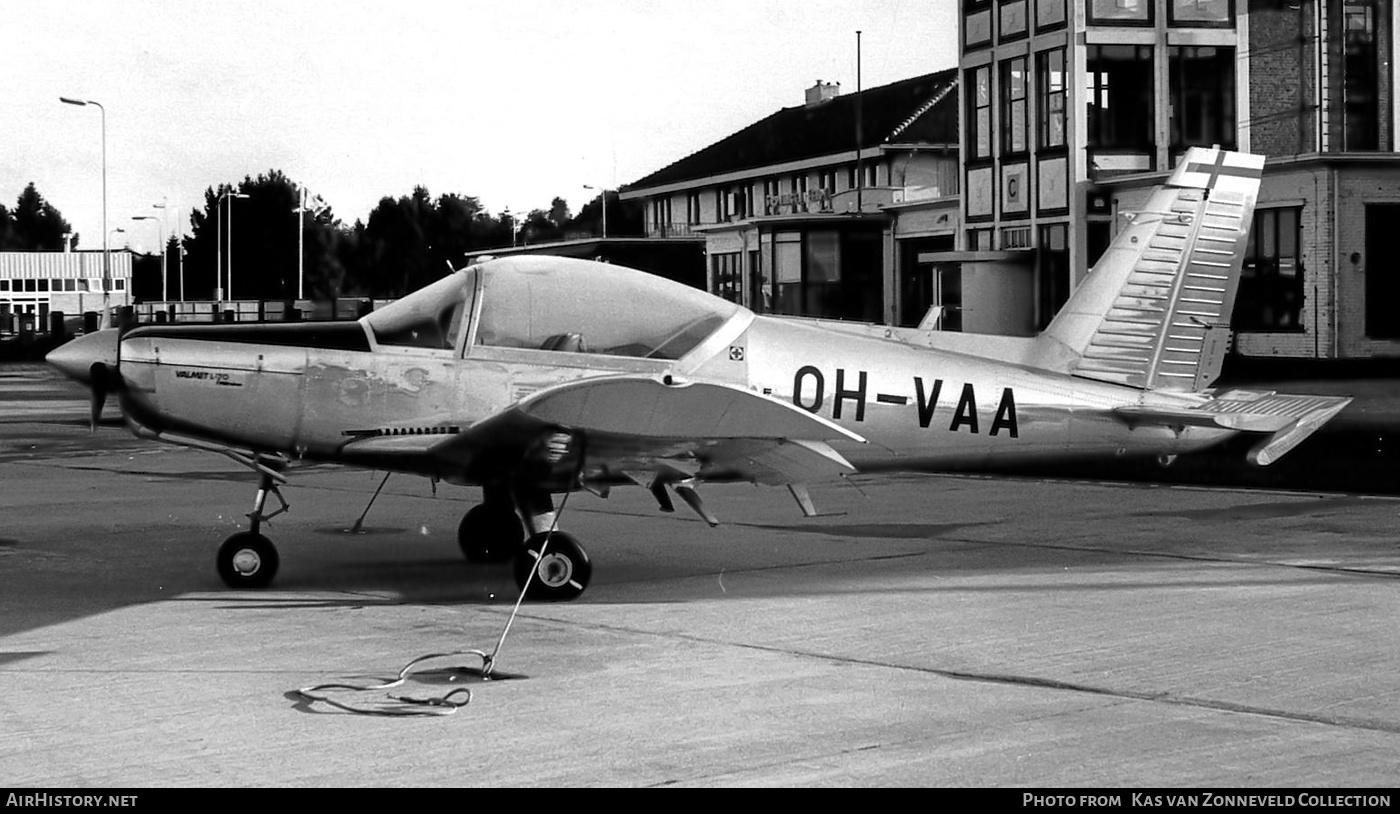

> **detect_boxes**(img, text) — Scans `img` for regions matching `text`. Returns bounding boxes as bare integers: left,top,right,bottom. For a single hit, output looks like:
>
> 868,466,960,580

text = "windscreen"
363,271,474,350
474,257,739,360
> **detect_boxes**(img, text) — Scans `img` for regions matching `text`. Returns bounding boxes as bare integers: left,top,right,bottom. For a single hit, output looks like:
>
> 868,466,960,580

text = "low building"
621,70,992,331
0,250,133,330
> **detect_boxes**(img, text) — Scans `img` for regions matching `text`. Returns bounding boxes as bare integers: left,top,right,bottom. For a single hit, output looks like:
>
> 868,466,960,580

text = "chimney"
805,80,840,108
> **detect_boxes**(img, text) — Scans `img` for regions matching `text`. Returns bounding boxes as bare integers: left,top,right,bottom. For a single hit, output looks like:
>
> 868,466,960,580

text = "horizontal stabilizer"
1114,389,1352,465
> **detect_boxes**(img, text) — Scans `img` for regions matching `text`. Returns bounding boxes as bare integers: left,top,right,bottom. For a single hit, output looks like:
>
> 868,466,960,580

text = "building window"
1235,207,1303,331
772,230,881,321
1001,56,1029,156
1037,48,1067,149
687,192,701,224
1168,0,1232,26
966,0,993,48
969,65,992,160
712,252,742,303
0,280,8,291
845,165,857,190
1036,0,1067,29
36,279,48,292
1087,0,1152,25
967,228,994,251
863,162,880,188
64,279,76,291
1343,0,1380,151
115,279,125,291
1086,45,1155,152
819,170,835,193
1000,0,1029,39
1169,46,1236,152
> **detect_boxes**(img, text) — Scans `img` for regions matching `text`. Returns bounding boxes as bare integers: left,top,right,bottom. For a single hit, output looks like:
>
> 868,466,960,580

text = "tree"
3,183,73,251
182,171,342,301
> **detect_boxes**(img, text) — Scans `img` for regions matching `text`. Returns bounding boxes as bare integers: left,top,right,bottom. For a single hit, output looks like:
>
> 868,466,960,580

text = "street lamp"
583,185,611,239
59,96,107,322
293,188,327,301
217,190,249,302
152,200,168,300
131,215,165,301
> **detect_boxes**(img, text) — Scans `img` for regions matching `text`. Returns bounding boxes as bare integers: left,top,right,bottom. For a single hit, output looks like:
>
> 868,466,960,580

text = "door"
1365,204,1400,339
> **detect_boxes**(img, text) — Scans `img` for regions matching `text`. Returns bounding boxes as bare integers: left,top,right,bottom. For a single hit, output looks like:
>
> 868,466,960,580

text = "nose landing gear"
216,468,288,589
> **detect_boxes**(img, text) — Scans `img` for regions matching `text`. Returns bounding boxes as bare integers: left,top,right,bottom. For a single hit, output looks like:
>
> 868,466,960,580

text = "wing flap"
696,437,856,485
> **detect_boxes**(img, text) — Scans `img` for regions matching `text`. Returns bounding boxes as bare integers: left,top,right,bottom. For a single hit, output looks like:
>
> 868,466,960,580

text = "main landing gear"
457,486,592,601
216,468,288,589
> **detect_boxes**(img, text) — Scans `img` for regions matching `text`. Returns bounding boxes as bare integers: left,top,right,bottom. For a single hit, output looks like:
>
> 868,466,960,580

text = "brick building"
963,0,1400,358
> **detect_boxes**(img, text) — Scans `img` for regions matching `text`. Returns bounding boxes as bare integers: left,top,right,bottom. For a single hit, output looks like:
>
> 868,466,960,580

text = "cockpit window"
364,271,473,350
474,257,740,360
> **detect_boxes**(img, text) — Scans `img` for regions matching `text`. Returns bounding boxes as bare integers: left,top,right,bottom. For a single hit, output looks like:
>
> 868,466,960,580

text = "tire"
217,532,279,589
458,503,525,563
513,531,591,601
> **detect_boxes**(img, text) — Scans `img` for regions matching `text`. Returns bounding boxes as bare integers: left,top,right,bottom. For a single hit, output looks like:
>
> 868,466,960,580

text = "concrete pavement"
1,367,1399,786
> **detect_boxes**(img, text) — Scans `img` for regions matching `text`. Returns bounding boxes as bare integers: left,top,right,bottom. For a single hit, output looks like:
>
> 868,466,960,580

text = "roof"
625,68,958,192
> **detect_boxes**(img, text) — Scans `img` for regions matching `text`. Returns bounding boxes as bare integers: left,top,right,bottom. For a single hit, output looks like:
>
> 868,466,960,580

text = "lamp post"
584,185,611,239
59,96,107,323
131,215,164,301
218,190,249,302
152,199,168,300
293,189,326,301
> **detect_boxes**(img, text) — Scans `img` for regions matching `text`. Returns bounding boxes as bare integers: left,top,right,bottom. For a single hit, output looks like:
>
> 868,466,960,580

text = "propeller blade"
90,380,107,432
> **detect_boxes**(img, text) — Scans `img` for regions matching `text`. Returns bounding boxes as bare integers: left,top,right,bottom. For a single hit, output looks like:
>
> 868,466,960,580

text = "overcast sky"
1,0,956,252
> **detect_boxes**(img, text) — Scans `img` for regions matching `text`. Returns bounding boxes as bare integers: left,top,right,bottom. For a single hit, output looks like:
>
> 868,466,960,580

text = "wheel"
513,531,591,601
458,503,525,563
217,532,279,588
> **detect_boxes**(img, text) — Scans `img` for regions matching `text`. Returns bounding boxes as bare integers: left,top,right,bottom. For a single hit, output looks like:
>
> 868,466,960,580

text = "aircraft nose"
46,329,121,386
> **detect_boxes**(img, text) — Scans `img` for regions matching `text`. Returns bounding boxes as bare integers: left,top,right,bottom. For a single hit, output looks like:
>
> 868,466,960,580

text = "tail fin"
1030,147,1263,391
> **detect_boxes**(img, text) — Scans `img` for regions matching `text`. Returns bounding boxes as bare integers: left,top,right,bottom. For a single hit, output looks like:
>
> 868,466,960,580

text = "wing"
337,374,866,518
1114,389,1352,466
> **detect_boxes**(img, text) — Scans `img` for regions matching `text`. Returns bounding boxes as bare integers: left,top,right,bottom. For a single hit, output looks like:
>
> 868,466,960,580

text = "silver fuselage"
112,311,1232,479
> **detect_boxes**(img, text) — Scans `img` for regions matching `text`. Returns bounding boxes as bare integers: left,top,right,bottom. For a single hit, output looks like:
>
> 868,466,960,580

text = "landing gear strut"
456,486,593,601
216,468,288,589
511,490,591,601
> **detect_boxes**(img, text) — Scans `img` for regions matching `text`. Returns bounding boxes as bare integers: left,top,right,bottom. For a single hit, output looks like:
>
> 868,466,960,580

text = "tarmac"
1,364,1399,787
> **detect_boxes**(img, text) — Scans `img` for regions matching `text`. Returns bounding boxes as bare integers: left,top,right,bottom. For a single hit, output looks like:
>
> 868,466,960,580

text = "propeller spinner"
45,329,122,430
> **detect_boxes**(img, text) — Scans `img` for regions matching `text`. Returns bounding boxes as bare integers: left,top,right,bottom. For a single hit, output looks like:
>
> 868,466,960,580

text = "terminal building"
622,1,1400,359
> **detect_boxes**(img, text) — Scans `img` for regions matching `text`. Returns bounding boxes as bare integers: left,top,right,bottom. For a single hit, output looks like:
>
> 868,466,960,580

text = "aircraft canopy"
363,255,743,360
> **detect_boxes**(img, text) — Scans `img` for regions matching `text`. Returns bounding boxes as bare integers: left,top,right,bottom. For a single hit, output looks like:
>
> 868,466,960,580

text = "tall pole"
132,215,163,301
216,192,224,301
855,31,863,214
59,97,107,325
152,199,167,302
584,184,610,239
296,188,305,300
220,190,248,302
